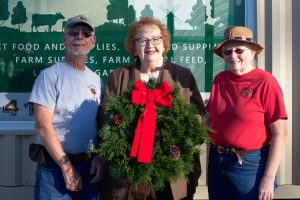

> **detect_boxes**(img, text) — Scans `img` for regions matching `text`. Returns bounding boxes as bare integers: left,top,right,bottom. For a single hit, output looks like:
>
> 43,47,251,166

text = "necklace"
140,69,162,82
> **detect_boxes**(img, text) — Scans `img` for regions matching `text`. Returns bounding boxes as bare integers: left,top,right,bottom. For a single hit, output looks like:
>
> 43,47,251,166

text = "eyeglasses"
222,48,246,56
67,29,94,38
135,36,162,47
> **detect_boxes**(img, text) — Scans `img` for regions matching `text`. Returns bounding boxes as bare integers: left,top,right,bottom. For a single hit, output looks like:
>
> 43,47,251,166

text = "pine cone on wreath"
113,114,123,127
169,145,181,161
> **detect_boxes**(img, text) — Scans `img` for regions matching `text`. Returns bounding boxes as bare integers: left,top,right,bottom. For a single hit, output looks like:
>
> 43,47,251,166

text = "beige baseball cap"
64,15,95,31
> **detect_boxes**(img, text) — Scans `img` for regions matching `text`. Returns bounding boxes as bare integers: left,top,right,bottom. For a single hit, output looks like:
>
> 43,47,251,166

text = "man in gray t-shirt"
28,15,103,200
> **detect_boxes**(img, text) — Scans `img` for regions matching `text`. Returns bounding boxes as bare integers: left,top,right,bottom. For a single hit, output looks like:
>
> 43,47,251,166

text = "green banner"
0,0,245,121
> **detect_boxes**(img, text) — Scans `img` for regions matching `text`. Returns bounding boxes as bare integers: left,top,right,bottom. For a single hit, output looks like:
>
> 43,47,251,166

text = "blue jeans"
35,159,100,200
208,146,275,200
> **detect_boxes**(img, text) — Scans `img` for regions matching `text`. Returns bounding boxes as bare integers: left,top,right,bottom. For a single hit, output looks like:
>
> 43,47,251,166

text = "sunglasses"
222,48,246,56
67,29,94,38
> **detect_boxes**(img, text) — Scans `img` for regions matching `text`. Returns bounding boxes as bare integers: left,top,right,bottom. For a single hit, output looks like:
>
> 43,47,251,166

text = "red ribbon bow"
130,80,172,163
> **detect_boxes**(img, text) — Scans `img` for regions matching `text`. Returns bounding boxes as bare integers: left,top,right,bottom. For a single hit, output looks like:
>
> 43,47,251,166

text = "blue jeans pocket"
239,147,269,166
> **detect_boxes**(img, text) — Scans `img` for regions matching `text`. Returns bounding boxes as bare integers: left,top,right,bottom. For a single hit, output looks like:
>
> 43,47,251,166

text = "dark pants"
208,146,275,200
101,154,200,200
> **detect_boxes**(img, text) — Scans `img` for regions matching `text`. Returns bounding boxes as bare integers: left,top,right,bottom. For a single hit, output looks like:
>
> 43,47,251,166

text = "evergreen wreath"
94,79,208,190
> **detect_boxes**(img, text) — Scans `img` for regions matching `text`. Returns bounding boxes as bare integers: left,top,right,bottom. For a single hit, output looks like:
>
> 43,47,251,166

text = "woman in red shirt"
206,26,288,200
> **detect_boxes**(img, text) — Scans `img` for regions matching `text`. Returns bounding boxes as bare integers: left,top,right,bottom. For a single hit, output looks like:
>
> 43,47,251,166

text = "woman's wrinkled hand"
258,176,275,200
